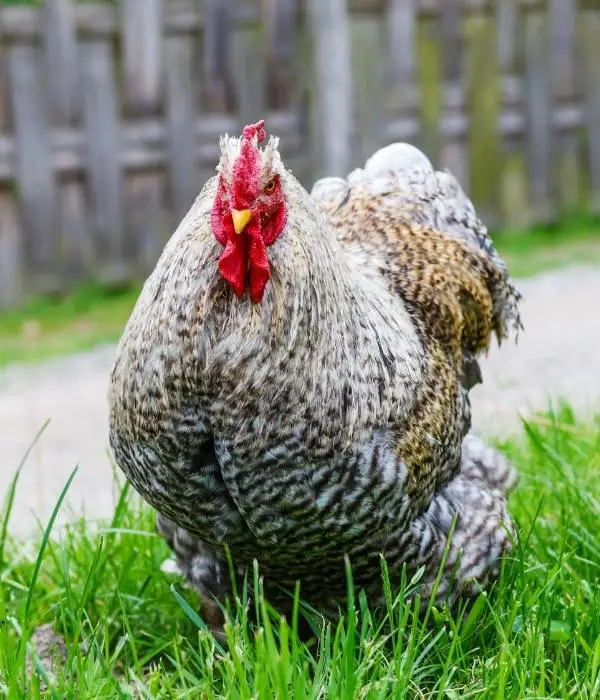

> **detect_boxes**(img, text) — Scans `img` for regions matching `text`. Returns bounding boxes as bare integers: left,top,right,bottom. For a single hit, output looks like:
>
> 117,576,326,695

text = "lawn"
0,219,600,369
0,407,599,698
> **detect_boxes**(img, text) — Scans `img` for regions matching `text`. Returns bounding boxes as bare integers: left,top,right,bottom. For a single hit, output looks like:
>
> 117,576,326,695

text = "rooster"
108,121,521,636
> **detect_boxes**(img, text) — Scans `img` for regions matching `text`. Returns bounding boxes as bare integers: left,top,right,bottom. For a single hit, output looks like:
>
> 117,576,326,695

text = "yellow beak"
231,208,252,235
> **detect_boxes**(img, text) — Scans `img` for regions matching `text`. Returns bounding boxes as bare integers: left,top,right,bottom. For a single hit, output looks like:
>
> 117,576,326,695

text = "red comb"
242,120,266,144
232,121,266,209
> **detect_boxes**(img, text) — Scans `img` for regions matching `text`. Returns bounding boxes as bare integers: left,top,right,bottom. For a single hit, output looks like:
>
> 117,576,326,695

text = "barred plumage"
108,126,521,636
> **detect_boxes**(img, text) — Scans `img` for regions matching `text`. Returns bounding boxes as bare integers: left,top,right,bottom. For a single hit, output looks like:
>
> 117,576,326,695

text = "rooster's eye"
264,179,276,193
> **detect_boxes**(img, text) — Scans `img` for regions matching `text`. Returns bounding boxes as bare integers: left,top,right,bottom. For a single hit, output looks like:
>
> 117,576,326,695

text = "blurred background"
0,0,599,534
1,0,599,310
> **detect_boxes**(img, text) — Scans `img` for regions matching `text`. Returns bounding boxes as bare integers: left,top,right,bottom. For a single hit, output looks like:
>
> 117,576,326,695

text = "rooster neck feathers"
110,165,425,455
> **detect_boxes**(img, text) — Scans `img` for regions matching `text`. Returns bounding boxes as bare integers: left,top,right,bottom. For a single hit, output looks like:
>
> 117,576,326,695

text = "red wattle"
217,220,247,298
247,221,271,303
216,216,273,303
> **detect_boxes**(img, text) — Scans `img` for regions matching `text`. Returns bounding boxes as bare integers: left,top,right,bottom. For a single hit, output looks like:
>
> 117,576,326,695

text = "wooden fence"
0,0,599,308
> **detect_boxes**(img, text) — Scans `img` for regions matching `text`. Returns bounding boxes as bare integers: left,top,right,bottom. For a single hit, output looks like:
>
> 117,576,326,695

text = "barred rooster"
108,121,521,637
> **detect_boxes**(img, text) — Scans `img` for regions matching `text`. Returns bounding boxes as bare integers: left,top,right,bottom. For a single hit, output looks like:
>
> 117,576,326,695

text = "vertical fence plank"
265,0,296,111
0,32,23,307
80,37,127,284
386,0,420,145
465,1,500,228
265,0,308,182
230,0,266,128
203,0,234,114
44,0,78,124
549,0,581,216
7,42,59,295
0,31,9,131
349,7,385,167
122,0,164,114
43,0,91,283
439,0,468,189
417,4,443,162
523,0,553,224
122,0,166,274
580,5,600,214
306,0,352,178
2,0,600,310
0,192,21,309
165,31,199,221
289,0,314,186
497,0,530,229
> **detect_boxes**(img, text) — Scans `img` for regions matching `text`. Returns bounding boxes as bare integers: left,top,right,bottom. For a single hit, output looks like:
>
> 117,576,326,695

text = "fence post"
497,0,530,230
7,40,59,295
386,0,420,146
306,0,352,179
581,5,600,215
121,0,166,274
43,0,90,283
0,26,23,307
165,21,200,222
80,36,126,284
523,0,553,224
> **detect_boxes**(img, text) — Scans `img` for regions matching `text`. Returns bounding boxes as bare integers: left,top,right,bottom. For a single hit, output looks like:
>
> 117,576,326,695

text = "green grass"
1,407,599,698
0,283,140,368
1,219,600,369
496,217,600,278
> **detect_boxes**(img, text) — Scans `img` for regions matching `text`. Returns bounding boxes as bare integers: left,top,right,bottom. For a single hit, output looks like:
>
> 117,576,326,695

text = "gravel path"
1,264,599,537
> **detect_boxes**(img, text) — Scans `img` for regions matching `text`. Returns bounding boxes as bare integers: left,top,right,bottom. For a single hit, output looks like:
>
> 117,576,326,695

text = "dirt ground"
1,264,599,537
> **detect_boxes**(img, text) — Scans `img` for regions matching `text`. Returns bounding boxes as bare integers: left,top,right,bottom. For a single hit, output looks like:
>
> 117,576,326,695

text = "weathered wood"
497,0,519,73
580,7,600,214
440,0,462,83
0,112,304,183
230,0,266,129
523,2,553,223
306,0,352,178
264,0,296,111
0,0,599,308
80,39,126,283
57,182,92,279
387,0,419,137
497,0,529,229
439,0,467,188
416,10,442,162
43,0,80,123
0,33,22,307
203,0,234,112
122,0,166,273
43,0,90,283
0,193,22,308
0,26,11,132
7,43,59,294
165,33,199,221
1,1,501,43
289,0,314,185
122,0,164,115
465,6,500,227
350,12,385,167
549,0,581,215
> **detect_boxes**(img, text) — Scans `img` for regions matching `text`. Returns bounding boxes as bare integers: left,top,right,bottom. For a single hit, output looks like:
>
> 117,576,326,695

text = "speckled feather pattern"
108,138,520,628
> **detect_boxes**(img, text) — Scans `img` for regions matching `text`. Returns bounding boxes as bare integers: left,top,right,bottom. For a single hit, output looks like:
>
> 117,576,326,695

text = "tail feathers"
363,144,522,341
355,143,499,263
410,474,516,603
319,142,523,344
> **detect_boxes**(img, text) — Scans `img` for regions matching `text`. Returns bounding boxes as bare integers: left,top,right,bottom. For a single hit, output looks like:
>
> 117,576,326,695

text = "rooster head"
211,120,288,303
